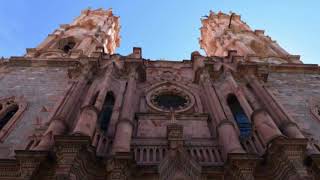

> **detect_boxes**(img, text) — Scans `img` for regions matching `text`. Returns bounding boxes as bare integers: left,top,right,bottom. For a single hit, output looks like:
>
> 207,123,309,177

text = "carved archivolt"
0,96,27,142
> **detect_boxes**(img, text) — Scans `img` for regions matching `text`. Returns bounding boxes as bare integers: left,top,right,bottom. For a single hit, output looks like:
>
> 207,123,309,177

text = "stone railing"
131,138,224,166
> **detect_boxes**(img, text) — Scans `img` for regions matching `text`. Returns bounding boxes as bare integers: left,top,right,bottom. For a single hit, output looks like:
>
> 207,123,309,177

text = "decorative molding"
225,153,260,180
261,138,312,180
106,152,132,180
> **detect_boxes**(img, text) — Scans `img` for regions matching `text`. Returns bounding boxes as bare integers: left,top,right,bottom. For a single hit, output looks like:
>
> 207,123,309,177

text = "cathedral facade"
0,8,320,180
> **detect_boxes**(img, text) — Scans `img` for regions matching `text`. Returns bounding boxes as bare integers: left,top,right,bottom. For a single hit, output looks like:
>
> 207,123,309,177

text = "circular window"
147,84,195,113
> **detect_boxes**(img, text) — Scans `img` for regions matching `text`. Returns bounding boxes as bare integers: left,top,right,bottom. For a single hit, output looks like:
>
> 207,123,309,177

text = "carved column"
200,70,244,156
226,72,253,117
73,68,113,137
245,75,304,138
34,80,88,151
72,106,99,137
251,109,283,145
112,70,137,153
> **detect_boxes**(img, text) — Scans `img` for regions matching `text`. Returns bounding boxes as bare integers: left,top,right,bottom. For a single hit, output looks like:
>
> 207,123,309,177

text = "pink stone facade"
0,8,319,180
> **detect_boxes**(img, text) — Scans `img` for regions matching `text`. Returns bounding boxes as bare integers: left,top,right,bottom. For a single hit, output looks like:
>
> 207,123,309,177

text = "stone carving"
146,82,195,113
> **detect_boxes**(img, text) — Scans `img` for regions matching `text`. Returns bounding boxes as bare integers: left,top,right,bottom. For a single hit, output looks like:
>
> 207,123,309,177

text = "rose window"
147,85,195,113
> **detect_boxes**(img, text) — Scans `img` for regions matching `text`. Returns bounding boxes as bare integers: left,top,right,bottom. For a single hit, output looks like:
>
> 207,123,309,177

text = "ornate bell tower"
25,8,120,58
200,11,302,63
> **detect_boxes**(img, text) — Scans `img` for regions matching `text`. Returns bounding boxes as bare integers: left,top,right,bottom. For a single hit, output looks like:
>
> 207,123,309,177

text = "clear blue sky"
0,0,319,64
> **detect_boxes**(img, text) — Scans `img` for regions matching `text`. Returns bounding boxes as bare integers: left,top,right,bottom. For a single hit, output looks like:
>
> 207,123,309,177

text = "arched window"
99,92,115,132
58,37,77,53
0,97,27,141
62,41,76,53
0,102,19,130
227,94,252,139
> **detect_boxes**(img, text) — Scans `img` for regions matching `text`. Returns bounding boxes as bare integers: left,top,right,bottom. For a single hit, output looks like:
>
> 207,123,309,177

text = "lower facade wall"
0,66,69,158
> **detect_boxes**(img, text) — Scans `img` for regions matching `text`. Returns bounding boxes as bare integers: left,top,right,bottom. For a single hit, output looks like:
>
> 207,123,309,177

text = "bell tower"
200,11,302,63
26,8,120,58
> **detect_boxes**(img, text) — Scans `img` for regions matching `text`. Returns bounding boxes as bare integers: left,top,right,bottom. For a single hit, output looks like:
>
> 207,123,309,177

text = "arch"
0,104,18,130
98,91,115,132
57,37,77,53
0,96,27,141
227,94,252,139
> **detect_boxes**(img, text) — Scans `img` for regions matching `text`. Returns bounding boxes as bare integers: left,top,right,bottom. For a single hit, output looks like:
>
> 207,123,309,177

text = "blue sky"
0,0,319,64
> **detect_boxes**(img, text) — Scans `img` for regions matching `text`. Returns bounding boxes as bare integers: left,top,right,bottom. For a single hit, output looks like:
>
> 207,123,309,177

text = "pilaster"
265,138,312,180
245,75,304,139
106,152,132,180
15,150,48,180
225,153,260,180
200,70,244,157
53,135,92,179
112,69,137,153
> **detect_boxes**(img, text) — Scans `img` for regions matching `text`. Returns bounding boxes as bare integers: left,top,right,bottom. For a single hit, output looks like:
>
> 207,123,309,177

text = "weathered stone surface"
0,66,69,158
0,8,318,180
267,72,320,141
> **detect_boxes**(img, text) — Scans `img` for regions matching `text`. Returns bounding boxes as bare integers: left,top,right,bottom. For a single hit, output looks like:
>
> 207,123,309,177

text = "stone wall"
0,66,69,157
267,72,320,141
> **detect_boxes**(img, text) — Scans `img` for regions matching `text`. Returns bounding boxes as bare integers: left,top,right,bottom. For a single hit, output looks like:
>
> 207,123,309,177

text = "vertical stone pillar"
72,106,98,137
245,75,304,138
112,70,137,153
226,72,253,117
251,110,283,145
73,68,112,137
200,71,244,156
34,80,88,151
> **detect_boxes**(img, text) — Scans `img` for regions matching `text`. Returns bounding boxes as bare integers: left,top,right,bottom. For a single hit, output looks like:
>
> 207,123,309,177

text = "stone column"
72,106,98,137
242,82,284,145
72,68,112,137
245,75,304,138
226,72,253,118
112,70,137,153
251,109,283,145
34,80,88,151
200,71,244,156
